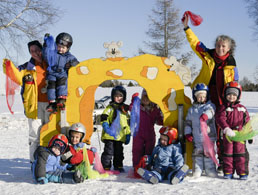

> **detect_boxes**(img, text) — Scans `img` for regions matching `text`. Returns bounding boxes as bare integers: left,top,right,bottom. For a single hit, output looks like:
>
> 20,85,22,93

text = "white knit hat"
225,87,239,96
194,90,207,97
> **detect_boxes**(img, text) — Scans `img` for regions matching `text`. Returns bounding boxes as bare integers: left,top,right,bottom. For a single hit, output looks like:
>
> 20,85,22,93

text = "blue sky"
2,0,258,82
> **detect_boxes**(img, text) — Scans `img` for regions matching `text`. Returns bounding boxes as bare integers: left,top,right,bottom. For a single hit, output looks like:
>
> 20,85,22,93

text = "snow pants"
47,73,67,101
132,133,156,167
101,140,124,169
223,135,249,176
29,102,50,162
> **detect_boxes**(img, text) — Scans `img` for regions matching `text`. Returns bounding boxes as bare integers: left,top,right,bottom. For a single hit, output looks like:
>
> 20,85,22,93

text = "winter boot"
223,173,233,179
46,101,57,113
73,170,84,183
239,174,248,180
137,168,159,184
57,96,66,110
171,164,189,185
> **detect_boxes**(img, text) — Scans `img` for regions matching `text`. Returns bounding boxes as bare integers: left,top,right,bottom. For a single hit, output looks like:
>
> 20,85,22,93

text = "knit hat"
194,90,207,97
225,87,239,96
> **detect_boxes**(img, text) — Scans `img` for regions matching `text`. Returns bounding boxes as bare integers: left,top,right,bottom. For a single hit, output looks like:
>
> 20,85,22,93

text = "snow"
1,86,258,195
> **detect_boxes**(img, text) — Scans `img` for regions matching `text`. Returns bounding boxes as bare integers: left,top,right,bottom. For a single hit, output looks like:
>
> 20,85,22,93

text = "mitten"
37,177,48,184
200,114,208,122
185,134,193,142
223,127,236,137
61,151,73,161
125,134,131,145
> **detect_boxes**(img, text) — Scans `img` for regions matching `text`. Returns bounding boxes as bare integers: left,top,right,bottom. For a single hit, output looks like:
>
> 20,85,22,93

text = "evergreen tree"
139,0,185,57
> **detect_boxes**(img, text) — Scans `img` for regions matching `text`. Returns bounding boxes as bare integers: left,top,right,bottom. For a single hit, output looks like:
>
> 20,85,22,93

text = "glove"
37,177,48,184
200,114,208,122
185,134,193,142
102,122,113,136
65,62,72,69
132,93,139,100
90,147,97,154
223,127,236,137
125,134,131,145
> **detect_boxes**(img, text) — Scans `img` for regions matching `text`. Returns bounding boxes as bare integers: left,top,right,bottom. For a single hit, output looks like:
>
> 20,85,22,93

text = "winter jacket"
101,102,131,143
3,58,48,119
32,146,67,182
149,141,184,172
136,104,163,141
215,102,250,132
184,100,217,149
184,28,238,106
46,52,79,80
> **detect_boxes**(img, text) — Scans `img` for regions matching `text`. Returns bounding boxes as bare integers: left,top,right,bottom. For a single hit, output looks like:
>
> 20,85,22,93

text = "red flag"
5,60,20,114
182,11,203,26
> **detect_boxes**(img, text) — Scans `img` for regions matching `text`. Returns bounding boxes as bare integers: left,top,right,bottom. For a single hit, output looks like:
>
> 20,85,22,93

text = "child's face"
196,92,207,103
215,40,230,56
226,93,237,103
141,95,151,106
70,131,82,145
160,134,169,146
114,94,123,104
57,44,68,54
52,146,61,156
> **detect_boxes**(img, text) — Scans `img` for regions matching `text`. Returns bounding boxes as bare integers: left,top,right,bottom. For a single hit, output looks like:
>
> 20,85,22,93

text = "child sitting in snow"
137,127,189,184
184,83,217,178
61,122,96,170
32,134,84,184
130,89,163,176
100,85,131,172
215,81,250,180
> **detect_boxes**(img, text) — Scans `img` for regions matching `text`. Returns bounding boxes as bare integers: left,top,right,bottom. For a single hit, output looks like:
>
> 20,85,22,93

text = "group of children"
31,13,252,184
32,122,95,184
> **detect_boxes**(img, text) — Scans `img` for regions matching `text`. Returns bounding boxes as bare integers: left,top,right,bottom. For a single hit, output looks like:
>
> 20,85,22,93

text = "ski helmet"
68,122,86,142
222,81,242,101
56,32,73,48
48,134,68,154
159,127,178,145
111,85,127,103
192,83,209,102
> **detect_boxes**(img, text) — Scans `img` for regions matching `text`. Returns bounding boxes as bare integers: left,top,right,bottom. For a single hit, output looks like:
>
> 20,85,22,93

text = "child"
44,32,79,113
61,122,95,169
100,85,131,172
182,13,239,171
32,134,84,184
137,127,188,184
184,83,217,178
215,81,250,180
131,89,163,173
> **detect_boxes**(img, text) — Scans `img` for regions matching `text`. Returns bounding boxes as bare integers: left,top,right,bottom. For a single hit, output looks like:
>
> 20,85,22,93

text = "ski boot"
46,101,57,113
171,164,189,185
137,168,159,184
57,96,66,110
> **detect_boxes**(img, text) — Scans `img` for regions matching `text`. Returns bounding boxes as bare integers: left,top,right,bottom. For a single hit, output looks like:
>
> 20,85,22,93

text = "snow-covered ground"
1,86,258,195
